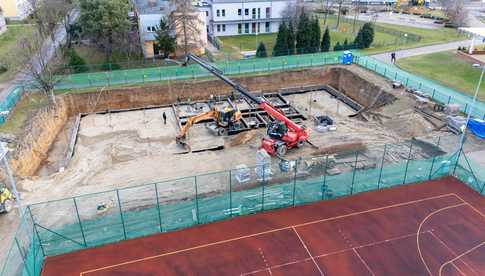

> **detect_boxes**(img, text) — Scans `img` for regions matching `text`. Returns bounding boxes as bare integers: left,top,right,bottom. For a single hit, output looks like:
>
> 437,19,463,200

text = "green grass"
0,25,35,82
0,95,47,135
218,14,465,59
398,51,485,101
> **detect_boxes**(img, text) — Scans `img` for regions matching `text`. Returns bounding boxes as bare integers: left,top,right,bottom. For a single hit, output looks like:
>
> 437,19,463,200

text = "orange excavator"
183,54,310,156
176,106,242,148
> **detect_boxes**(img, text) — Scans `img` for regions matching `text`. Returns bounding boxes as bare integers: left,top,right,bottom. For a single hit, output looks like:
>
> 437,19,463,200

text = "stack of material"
468,119,485,139
256,149,272,181
444,104,461,116
234,165,251,183
447,116,467,134
314,115,336,133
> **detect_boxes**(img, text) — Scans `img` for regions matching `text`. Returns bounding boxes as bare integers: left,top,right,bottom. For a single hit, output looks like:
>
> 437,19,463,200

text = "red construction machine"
184,54,310,156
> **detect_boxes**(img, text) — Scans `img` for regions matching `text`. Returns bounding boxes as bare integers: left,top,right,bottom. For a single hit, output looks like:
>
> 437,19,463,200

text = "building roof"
134,0,171,14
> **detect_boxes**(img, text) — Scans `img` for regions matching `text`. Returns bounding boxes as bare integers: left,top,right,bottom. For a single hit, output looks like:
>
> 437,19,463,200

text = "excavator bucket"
176,135,191,152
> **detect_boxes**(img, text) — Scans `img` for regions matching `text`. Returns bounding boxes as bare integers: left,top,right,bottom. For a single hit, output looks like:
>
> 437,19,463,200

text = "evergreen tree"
334,42,342,51
287,21,296,55
354,23,374,49
273,22,289,56
296,9,312,54
256,42,268,58
309,17,321,53
155,18,176,58
320,27,331,52
343,39,349,50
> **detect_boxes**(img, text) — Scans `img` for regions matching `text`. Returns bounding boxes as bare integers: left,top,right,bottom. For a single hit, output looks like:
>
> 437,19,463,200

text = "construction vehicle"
0,186,15,213
184,54,310,156
176,106,242,147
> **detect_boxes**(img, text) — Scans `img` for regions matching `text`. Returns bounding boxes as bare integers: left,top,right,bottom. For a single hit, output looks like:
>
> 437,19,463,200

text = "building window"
257,8,261,19
257,22,260,33
252,8,256,19
217,24,221,32
206,11,209,17
216,9,220,17
238,23,242,34
244,23,249,34
238,9,241,16
245,8,249,16
222,9,225,16
265,22,270,32
252,22,256,33
222,24,226,31
147,26,156,32
266,7,270,18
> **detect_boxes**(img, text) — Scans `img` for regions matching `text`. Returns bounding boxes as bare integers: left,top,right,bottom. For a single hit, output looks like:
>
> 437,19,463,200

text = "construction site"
1,54,485,276
7,61,479,204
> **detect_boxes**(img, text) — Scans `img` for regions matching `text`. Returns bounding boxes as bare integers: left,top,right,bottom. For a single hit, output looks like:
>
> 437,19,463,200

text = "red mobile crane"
184,54,310,156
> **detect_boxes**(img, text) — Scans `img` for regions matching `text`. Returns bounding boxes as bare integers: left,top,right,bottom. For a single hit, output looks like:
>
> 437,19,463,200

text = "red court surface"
42,176,485,276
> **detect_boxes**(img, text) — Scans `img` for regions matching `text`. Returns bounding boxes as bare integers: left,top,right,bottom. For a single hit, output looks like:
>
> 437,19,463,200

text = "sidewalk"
371,40,473,64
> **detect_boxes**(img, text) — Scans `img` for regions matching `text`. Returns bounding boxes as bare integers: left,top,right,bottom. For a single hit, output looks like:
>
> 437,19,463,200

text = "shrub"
101,63,121,71
67,49,88,73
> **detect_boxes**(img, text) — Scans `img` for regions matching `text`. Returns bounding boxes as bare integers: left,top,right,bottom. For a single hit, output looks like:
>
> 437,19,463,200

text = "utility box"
342,51,353,65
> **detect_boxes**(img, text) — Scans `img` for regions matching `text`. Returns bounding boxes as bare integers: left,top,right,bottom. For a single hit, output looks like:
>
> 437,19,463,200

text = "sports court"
41,176,485,276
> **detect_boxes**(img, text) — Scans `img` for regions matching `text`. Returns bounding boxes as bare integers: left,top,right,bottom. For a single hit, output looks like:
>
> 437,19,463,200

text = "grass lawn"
0,94,47,135
218,14,465,59
0,25,35,82
398,51,485,101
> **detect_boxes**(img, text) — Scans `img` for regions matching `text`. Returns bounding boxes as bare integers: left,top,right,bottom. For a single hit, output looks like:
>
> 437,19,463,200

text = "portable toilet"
342,51,353,65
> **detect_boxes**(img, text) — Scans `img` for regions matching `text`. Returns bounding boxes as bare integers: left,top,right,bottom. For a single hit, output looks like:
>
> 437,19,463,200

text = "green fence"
4,135,485,276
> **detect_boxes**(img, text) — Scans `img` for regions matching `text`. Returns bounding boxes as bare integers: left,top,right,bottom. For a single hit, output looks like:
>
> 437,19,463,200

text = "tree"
67,48,88,73
333,41,342,51
310,17,321,53
354,23,374,49
155,18,176,58
438,0,468,26
273,22,289,56
256,42,267,58
320,27,331,52
287,21,295,55
79,0,132,62
296,9,312,54
18,31,65,105
170,0,205,58
342,39,349,50
335,0,344,29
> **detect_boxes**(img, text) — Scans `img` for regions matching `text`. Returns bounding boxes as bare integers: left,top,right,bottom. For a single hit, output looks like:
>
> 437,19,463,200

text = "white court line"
352,248,375,276
439,242,485,276
429,231,479,276
80,193,459,275
292,227,325,276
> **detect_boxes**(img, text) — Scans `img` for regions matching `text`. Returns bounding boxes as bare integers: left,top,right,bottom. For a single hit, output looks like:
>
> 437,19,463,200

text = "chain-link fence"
3,135,485,276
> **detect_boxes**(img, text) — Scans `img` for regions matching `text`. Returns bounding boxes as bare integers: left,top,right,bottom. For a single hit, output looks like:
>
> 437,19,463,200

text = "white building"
207,0,294,36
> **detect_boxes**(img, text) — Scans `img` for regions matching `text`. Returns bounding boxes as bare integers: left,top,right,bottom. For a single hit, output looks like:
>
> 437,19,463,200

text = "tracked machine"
183,54,310,156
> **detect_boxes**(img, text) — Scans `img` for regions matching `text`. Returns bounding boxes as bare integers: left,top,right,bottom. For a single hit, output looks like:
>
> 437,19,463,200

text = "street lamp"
457,63,485,151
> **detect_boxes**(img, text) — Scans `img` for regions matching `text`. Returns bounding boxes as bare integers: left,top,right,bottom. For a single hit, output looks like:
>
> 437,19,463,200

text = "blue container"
342,51,353,65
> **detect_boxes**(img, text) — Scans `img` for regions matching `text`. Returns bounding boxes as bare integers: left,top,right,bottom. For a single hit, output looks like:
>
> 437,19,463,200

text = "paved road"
371,40,473,64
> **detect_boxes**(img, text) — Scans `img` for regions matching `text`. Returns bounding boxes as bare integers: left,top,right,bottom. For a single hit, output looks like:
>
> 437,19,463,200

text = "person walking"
162,112,167,125
391,52,396,64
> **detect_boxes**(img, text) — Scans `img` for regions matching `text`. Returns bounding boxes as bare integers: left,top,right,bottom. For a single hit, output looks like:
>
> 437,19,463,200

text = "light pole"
457,63,485,151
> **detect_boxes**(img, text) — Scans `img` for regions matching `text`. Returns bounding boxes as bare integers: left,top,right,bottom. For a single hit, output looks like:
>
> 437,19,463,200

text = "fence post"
350,151,359,195
428,136,441,180
229,170,233,217
431,88,435,100
383,68,387,77
14,237,31,276
154,183,163,232
322,155,329,200
28,207,46,257
464,103,468,114
447,96,452,104
377,144,387,189
452,147,463,175
482,112,485,120
480,180,485,195
418,82,422,90
405,77,409,86
394,72,398,80
194,176,199,224
261,164,265,211
73,198,87,247
116,190,127,240
403,142,414,184
292,159,298,206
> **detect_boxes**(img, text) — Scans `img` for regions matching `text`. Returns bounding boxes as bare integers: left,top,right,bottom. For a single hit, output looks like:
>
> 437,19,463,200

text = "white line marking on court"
80,193,460,275
416,203,467,276
429,231,479,276
292,227,324,276
439,241,485,276
257,248,272,276
352,248,375,276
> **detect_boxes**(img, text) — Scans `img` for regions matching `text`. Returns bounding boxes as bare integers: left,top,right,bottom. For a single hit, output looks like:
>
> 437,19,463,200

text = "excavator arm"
176,110,217,145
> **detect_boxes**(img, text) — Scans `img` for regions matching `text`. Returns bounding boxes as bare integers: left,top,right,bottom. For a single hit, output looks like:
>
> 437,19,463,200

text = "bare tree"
18,32,65,105
439,0,468,26
281,0,305,25
170,0,204,58
27,0,74,43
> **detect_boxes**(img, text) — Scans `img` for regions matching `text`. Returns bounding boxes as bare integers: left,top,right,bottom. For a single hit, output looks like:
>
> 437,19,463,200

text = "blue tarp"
468,119,485,139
